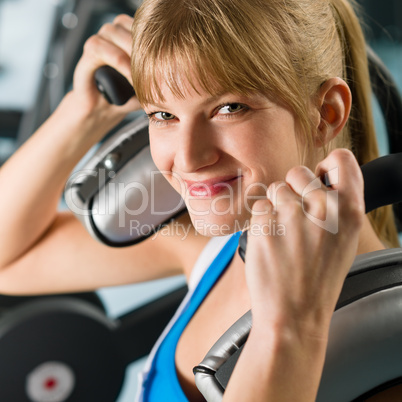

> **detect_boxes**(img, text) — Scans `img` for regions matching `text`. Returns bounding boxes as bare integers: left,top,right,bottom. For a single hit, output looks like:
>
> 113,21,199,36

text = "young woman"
0,0,399,400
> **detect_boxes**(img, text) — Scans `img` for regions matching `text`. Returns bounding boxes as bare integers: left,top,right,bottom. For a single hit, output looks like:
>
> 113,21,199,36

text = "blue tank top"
142,232,241,401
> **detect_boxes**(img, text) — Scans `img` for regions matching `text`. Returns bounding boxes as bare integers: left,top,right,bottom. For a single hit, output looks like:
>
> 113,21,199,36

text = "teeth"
191,188,210,196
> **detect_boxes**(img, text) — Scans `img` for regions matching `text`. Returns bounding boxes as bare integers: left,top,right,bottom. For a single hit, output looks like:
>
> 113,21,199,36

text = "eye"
146,111,176,126
218,103,246,115
153,111,176,121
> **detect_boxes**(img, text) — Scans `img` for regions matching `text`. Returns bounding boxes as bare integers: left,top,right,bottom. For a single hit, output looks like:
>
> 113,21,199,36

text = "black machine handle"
239,153,402,262
94,65,135,105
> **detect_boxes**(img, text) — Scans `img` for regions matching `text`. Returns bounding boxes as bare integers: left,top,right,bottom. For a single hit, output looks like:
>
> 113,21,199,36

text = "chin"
188,212,250,237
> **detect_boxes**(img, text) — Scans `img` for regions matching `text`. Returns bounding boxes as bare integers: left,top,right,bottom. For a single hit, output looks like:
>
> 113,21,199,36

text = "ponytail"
330,0,399,247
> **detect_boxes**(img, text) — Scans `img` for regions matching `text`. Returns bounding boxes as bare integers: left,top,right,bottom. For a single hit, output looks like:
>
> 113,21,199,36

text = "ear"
313,77,352,147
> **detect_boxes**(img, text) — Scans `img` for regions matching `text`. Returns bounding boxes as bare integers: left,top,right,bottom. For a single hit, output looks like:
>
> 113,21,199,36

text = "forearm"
0,91,126,268
223,322,328,401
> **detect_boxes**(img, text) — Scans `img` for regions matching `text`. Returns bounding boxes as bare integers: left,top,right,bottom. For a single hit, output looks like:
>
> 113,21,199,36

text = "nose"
174,121,220,173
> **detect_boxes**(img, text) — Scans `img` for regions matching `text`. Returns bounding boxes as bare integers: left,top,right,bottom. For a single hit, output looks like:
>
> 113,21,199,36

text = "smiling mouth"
185,176,242,198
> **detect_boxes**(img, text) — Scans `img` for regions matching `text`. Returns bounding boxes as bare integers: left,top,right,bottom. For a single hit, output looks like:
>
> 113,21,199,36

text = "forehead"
142,70,228,106
138,57,231,105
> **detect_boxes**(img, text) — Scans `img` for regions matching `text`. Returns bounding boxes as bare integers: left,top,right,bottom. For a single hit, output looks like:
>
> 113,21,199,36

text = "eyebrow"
145,91,234,110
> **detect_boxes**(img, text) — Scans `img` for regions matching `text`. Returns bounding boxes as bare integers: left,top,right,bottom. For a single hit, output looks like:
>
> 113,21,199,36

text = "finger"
113,14,134,31
315,149,364,230
98,22,133,56
315,149,364,212
267,181,301,212
315,149,362,191
250,198,274,220
285,165,333,219
80,35,133,85
285,165,327,196
248,198,280,250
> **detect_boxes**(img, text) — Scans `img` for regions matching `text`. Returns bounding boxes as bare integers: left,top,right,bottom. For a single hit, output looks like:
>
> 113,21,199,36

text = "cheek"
149,136,183,194
248,116,300,176
149,135,173,173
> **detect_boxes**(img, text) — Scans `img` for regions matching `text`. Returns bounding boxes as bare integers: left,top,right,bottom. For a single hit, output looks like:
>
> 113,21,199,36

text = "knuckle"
112,50,128,66
83,35,99,52
267,180,285,199
98,22,114,36
113,13,130,26
329,148,355,166
286,165,310,182
251,199,271,216
269,180,285,190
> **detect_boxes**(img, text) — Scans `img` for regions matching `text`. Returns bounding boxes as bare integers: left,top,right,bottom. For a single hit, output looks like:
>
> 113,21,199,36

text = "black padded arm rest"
363,153,402,213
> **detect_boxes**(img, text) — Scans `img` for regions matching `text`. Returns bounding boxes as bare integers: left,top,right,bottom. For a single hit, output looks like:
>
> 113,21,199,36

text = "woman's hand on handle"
72,14,141,123
224,149,365,401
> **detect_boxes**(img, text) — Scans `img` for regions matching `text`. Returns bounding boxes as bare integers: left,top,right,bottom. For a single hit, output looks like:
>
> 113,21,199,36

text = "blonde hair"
131,0,399,247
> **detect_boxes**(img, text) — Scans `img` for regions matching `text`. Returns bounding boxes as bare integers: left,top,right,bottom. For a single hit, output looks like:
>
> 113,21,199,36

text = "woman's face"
144,81,304,236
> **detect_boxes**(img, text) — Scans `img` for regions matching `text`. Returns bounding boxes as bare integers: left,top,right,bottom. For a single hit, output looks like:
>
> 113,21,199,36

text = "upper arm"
0,211,202,295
